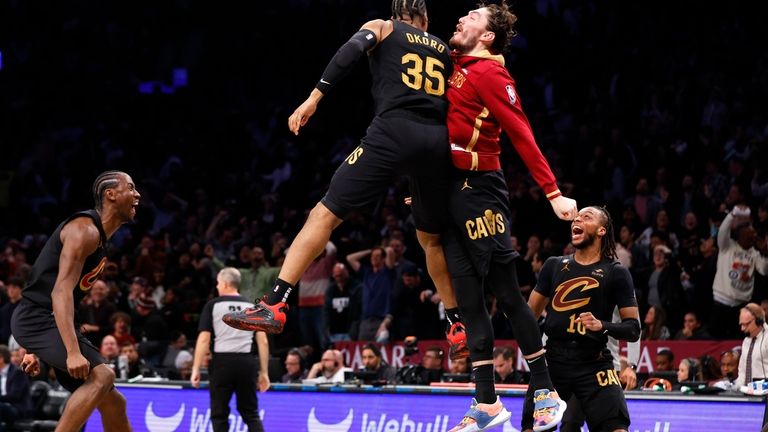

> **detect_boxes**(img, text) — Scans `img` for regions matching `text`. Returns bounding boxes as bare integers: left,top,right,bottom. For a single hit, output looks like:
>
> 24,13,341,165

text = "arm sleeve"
601,318,641,342
198,301,214,332
533,257,560,297
718,212,734,252
475,67,560,198
315,30,377,94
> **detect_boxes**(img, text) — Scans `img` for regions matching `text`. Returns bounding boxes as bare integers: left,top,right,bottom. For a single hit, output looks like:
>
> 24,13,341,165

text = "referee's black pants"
209,353,263,432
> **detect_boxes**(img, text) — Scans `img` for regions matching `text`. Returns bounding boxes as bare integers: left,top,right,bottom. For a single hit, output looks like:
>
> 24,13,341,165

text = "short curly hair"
480,1,518,54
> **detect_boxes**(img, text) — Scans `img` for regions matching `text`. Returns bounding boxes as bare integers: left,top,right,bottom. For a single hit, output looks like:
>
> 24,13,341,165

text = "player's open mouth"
571,225,584,240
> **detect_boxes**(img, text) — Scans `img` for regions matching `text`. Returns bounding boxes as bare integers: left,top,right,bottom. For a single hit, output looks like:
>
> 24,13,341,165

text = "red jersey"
446,50,561,199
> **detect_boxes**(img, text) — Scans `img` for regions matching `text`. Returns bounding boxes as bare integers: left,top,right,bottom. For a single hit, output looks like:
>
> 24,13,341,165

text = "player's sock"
473,364,496,404
265,278,293,305
445,308,462,326
527,353,554,391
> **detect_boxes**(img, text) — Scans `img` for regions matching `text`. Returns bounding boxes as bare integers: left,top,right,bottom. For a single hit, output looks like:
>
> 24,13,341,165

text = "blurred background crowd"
1,0,768,411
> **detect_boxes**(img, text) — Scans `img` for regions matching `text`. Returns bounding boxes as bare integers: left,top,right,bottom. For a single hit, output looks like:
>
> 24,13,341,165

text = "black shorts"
443,170,518,278
321,110,450,234
544,345,630,431
11,298,106,392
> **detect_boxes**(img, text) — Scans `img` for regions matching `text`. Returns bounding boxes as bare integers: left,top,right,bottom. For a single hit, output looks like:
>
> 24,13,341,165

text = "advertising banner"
85,386,764,432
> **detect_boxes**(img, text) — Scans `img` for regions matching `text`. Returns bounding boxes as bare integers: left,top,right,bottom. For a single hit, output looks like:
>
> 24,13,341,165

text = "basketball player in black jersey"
12,171,139,431
224,0,469,360
522,206,640,432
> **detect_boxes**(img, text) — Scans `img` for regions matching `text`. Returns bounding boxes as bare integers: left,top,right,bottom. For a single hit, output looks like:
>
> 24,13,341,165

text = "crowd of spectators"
1,0,768,408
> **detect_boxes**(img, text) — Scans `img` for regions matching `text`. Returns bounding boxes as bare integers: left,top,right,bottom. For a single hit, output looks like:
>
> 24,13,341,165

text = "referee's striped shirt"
199,295,255,353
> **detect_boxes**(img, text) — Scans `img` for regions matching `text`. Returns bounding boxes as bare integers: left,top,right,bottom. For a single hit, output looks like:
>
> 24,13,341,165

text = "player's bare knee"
91,364,116,394
309,202,342,228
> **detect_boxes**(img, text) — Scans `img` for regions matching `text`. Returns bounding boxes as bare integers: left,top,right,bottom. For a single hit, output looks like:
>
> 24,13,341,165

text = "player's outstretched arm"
288,19,387,136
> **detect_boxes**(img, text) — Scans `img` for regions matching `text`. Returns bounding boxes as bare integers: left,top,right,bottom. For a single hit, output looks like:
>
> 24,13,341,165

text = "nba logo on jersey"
505,84,516,105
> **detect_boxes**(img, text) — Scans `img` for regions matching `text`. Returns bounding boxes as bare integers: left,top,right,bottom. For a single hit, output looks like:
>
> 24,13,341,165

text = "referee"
191,267,270,432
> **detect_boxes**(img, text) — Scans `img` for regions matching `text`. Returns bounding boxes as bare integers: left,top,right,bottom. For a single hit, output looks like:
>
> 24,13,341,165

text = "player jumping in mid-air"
223,0,471,360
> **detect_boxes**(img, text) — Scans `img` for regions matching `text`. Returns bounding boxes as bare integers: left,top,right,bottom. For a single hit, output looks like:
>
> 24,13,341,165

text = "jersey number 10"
401,53,445,96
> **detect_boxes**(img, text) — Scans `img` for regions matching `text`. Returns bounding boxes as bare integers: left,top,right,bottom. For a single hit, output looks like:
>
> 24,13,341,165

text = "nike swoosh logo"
307,407,353,432
145,401,185,432
320,79,331,84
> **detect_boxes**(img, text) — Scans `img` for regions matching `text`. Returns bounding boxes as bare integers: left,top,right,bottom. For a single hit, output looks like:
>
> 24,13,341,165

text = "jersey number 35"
401,53,445,96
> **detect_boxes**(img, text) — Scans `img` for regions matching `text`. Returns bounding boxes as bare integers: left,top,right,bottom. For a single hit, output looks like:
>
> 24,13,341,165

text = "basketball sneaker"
222,297,288,333
446,322,470,360
532,389,567,431
448,396,511,431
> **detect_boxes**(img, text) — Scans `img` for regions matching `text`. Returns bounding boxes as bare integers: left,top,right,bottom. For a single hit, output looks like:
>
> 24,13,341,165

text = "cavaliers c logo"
551,277,600,312
79,257,107,291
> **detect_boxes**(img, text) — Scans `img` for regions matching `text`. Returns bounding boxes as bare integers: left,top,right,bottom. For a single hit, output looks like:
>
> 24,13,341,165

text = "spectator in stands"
109,311,136,347
325,263,362,342
674,311,712,340
638,210,680,253
0,278,23,345
131,296,169,366
297,241,336,355
493,346,524,384
689,235,718,320
159,330,192,379
281,348,308,383
676,357,703,386
625,177,663,227
391,265,442,341
416,346,445,384
305,349,347,384
615,225,635,269
0,345,32,428
735,303,768,388
640,244,684,333
359,343,396,384
699,355,722,384
126,276,150,312
655,349,675,372
711,205,768,339
120,343,155,379
78,279,117,346
8,348,24,368
450,357,470,375
388,238,416,289
346,247,396,342
99,335,120,370
714,350,740,387
642,305,671,340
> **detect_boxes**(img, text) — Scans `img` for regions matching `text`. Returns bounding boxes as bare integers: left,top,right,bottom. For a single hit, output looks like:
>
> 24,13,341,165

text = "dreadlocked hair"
481,1,518,54
593,206,618,261
391,0,427,21
92,170,124,210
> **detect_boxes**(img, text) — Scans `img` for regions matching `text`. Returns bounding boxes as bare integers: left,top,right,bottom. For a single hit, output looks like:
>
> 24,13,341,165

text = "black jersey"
535,255,637,350
23,210,108,317
369,20,451,119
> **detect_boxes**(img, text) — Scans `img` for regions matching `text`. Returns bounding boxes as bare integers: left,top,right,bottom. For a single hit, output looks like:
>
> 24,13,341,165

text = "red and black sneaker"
223,298,288,334
446,322,470,360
